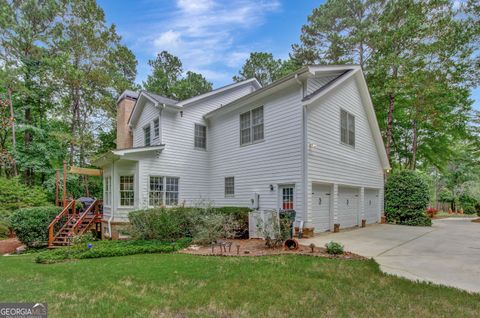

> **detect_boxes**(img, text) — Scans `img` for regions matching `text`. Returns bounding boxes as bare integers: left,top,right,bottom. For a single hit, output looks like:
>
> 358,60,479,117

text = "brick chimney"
116,90,138,149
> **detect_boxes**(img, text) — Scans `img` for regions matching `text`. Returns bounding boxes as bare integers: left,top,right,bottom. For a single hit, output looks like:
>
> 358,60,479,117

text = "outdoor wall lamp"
269,184,274,191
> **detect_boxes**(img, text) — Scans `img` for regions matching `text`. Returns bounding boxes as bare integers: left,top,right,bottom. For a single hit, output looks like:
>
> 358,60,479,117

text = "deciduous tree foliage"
143,51,212,100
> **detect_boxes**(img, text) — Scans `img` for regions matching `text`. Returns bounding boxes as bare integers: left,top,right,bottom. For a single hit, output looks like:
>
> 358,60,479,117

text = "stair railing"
73,200,99,236
48,200,76,247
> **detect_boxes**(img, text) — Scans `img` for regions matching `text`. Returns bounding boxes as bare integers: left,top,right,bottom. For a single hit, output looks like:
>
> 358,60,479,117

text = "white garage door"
311,184,332,232
364,189,380,224
338,187,360,228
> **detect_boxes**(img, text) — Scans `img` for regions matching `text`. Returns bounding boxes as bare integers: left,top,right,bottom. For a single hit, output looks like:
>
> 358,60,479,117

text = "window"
240,106,263,145
144,125,151,146
194,124,207,149
148,176,179,206
153,118,159,138
282,187,294,210
340,109,355,147
120,176,134,206
104,176,111,206
149,176,164,206
165,177,179,205
225,177,234,197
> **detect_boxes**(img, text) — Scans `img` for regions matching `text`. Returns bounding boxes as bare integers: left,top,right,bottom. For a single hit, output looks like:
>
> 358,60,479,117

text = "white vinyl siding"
208,85,304,213
144,125,151,146
225,177,234,197
119,176,134,206
306,77,384,231
194,124,207,149
104,176,111,206
340,109,355,147
153,118,160,138
240,106,263,146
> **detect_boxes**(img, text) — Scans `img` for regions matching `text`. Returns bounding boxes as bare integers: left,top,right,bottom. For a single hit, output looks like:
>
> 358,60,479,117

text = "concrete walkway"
301,217,480,293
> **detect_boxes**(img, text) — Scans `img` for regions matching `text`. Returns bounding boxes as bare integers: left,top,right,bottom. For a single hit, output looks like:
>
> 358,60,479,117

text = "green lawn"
1,254,479,318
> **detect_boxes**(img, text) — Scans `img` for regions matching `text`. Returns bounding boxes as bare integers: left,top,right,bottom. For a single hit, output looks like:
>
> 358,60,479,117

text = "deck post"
63,161,67,208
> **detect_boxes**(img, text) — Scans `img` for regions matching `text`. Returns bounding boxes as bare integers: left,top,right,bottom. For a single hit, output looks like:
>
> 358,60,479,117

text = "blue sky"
98,0,479,110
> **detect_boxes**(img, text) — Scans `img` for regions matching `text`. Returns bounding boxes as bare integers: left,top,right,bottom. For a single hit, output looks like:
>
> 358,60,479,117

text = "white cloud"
153,30,181,49
134,0,281,86
176,0,215,13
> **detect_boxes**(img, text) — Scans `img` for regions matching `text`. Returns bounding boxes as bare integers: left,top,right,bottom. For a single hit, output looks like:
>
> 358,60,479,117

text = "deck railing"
48,200,76,247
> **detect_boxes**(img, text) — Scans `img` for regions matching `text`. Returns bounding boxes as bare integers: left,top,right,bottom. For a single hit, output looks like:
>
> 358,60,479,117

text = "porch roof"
92,144,165,167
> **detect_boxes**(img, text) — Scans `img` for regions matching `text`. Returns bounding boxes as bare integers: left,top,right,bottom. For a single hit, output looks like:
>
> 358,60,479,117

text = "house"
93,65,390,239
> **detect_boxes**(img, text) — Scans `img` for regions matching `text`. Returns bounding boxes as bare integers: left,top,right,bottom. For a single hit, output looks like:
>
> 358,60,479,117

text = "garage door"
311,184,332,232
338,187,360,228
364,189,380,224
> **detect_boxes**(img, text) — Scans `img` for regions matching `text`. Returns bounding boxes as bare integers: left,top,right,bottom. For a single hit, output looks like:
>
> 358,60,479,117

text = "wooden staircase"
48,199,103,248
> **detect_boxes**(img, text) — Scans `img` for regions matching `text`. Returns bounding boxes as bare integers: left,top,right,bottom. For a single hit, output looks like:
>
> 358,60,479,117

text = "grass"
1,254,479,317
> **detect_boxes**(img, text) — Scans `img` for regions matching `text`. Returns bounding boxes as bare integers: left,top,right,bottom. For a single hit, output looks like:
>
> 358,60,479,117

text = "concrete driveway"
301,217,480,293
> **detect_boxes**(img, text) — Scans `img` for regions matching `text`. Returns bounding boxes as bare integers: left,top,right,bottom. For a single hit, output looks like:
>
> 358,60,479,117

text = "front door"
279,185,295,210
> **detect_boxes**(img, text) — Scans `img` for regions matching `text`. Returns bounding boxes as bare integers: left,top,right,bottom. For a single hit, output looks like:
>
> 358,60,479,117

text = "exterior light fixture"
269,184,274,191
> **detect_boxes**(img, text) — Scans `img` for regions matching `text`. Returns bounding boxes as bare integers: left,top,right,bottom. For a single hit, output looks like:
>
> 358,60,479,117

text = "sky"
97,0,479,110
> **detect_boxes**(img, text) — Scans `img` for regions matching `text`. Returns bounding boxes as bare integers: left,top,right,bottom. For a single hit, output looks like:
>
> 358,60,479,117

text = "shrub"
255,211,292,248
0,177,50,238
325,241,344,255
426,207,438,218
192,213,239,245
459,194,478,215
385,170,432,226
128,206,250,241
35,238,191,264
9,206,61,247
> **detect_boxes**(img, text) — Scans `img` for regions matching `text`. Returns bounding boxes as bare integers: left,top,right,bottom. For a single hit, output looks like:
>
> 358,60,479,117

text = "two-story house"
94,65,390,238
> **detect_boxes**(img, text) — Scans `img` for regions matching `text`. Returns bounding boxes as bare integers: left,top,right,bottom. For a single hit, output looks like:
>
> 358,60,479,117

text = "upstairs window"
194,124,207,150
153,118,159,138
340,109,355,147
144,125,151,146
120,176,134,206
225,177,235,197
240,106,264,146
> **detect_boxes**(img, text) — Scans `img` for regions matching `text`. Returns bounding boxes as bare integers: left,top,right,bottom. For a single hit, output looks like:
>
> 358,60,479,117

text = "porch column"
359,187,365,226
331,184,339,231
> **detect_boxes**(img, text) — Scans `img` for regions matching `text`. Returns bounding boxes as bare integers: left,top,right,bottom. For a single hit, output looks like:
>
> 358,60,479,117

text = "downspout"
107,158,117,238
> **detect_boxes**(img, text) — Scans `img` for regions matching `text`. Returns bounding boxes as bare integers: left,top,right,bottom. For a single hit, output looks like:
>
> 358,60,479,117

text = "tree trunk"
7,86,17,176
411,119,417,170
386,93,395,163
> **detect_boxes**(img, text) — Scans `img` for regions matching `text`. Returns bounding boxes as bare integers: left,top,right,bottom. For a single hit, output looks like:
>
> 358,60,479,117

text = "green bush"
385,170,432,226
459,194,478,215
9,206,61,247
325,241,344,255
35,238,191,264
192,213,239,245
128,206,250,242
0,177,50,238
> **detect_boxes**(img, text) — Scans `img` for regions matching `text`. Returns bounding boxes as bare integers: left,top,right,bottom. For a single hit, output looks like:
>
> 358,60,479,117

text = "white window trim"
194,123,207,151
119,175,135,207
143,124,151,146
224,176,235,198
278,184,296,211
153,117,160,139
340,109,355,148
240,106,264,146
104,176,112,207
148,176,180,207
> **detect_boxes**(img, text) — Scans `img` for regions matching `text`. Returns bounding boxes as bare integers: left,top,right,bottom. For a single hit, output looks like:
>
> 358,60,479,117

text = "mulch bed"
0,238,22,255
472,218,480,223
180,239,365,260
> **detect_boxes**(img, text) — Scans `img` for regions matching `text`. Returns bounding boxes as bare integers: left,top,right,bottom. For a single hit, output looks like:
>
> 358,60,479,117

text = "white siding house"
94,65,390,237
